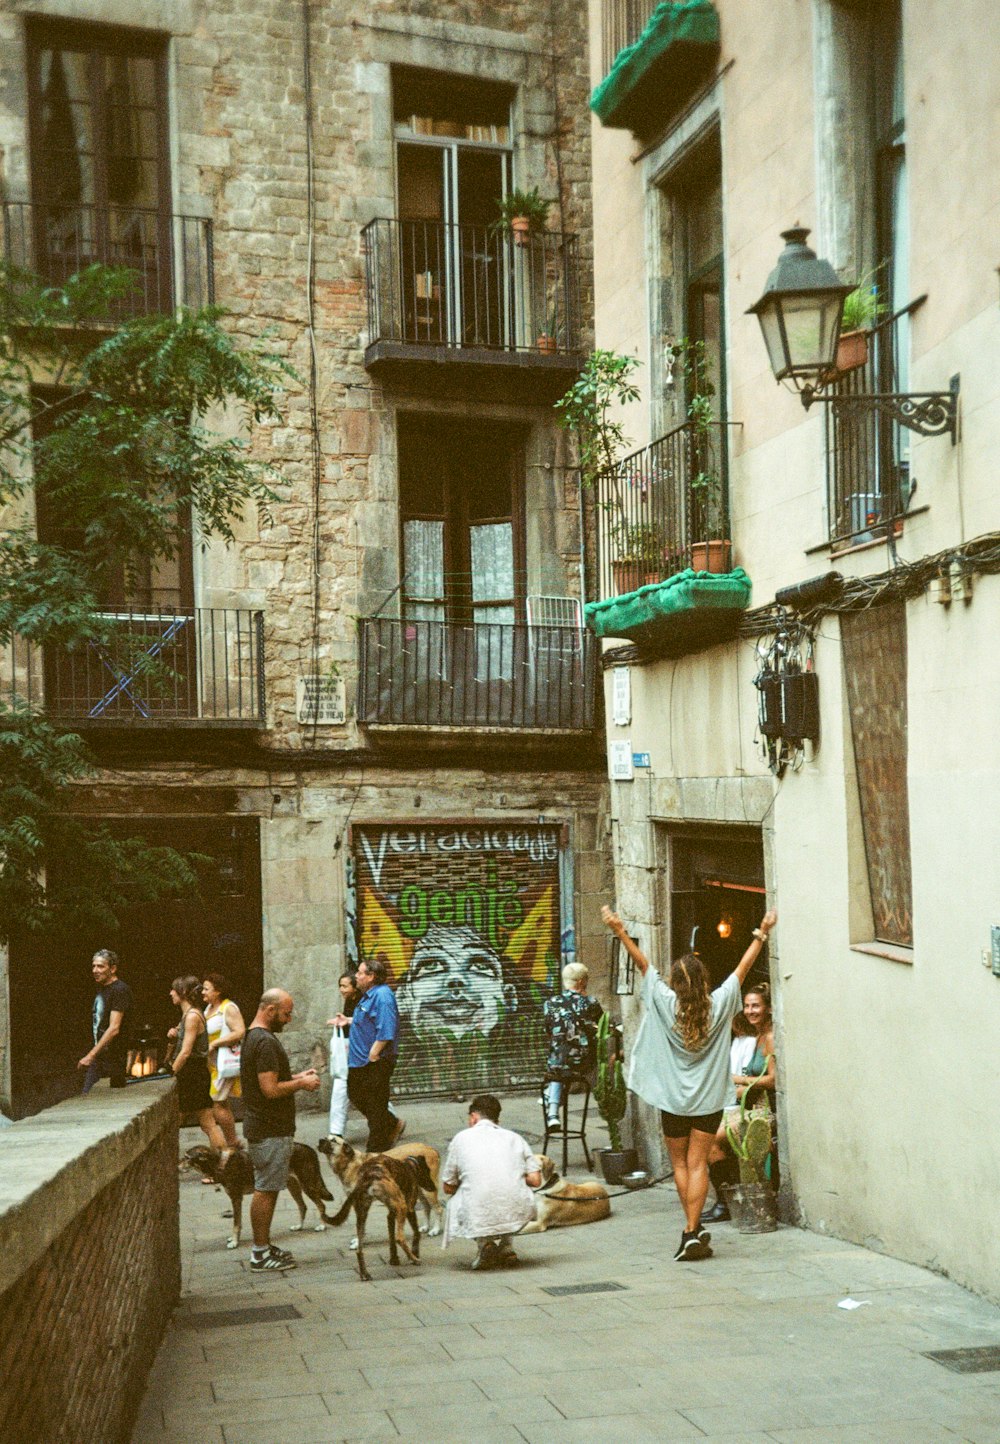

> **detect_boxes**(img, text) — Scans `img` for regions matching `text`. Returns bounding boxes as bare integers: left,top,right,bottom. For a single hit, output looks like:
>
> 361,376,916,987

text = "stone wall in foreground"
0,1084,180,1444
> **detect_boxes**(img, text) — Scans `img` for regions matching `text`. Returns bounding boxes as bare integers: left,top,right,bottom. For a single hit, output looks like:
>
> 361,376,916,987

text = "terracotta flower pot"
612,561,662,594
690,539,732,574
835,328,869,374
511,215,531,247
536,332,557,354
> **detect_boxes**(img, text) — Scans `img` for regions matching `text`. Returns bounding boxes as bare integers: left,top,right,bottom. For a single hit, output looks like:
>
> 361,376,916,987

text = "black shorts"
660,1109,723,1139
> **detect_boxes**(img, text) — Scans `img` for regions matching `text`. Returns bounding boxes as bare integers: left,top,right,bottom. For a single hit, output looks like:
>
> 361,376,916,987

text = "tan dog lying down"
318,1134,445,1237
518,1154,611,1233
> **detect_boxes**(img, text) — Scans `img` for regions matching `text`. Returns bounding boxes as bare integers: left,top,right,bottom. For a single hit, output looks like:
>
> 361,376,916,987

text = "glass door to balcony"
26,19,170,310
394,416,524,723
397,141,512,349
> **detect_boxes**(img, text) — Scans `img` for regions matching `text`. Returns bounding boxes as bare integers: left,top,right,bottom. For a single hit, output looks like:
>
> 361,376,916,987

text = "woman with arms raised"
601,905,777,1261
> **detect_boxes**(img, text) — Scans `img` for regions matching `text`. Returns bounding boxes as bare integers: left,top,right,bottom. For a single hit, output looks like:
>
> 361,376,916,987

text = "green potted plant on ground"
722,1069,777,1233
594,1012,638,1184
495,187,551,246
835,266,888,374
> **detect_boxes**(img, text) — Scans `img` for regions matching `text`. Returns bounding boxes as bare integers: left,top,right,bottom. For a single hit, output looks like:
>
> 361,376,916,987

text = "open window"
26,18,171,311
393,68,514,348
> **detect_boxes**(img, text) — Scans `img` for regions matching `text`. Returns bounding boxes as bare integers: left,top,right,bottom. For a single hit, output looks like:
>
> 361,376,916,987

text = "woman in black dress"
170,975,228,1151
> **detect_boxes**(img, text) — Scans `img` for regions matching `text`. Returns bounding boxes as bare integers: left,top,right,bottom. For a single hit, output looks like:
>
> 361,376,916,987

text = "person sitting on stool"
543,962,603,1131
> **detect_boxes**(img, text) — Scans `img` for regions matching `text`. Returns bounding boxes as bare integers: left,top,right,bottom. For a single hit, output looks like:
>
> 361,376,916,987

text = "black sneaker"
677,1234,710,1262
250,1250,295,1273
267,1244,295,1264
697,1225,712,1247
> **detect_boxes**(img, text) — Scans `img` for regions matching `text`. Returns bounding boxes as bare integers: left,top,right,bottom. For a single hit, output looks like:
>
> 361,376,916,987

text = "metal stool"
541,1072,593,1174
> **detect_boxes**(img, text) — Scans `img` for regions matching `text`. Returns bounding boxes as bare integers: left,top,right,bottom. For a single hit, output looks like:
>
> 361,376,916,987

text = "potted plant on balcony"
536,302,562,354
495,187,551,246
610,518,669,594
671,340,731,573
554,349,641,488
834,266,888,374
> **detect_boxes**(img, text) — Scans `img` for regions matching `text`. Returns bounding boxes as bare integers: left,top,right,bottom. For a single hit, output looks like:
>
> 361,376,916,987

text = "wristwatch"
752,927,769,942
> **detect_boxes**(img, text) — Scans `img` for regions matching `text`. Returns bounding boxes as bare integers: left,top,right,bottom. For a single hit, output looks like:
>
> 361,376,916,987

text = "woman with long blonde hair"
602,905,776,1262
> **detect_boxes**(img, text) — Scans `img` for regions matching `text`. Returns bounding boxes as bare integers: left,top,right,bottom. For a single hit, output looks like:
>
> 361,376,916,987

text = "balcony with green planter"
591,1,720,136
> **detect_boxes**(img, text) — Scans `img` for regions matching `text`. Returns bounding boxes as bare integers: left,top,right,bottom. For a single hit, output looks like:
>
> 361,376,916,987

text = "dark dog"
318,1134,445,1237
184,1144,336,1249
322,1139,434,1282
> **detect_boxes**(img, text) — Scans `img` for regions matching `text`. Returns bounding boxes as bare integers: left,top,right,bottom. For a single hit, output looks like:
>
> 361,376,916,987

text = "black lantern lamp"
750,227,959,438
747,227,851,408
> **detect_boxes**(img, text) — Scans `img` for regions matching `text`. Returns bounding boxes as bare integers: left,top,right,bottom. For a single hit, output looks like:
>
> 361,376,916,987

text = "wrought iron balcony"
596,419,731,598
362,218,584,395
824,299,937,546
3,608,264,726
358,617,596,732
1,202,214,317
600,0,660,73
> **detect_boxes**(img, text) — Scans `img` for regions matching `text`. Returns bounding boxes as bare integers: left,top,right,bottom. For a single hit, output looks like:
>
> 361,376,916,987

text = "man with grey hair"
241,988,321,1272
542,962,603,1130
78,949,133,1093
334,958,403,1151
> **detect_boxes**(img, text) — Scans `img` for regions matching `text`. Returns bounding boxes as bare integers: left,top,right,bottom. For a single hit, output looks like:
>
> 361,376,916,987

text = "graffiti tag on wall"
349,824,565,1093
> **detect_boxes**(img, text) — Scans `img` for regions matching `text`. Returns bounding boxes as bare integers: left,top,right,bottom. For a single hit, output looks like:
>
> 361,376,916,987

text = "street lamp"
747,227,850,407
749,227,958,439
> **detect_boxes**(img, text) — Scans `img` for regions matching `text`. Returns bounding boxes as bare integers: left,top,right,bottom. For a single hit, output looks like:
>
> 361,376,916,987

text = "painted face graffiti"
396,925,518,1041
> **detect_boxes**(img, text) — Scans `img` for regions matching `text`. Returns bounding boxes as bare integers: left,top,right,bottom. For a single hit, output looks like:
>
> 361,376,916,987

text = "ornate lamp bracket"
804,375,959,444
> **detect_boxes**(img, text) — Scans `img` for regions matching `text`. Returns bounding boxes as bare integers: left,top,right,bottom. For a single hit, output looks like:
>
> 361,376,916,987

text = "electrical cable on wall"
302,0,323,746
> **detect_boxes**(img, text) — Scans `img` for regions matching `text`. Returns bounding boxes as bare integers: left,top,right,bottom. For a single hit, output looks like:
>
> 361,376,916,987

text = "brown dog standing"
321,1138,433,1281
319,1134,445,1236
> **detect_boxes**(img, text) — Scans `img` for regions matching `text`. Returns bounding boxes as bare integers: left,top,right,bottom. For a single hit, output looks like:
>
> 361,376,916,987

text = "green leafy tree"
0,263,293,943
554,348,641,487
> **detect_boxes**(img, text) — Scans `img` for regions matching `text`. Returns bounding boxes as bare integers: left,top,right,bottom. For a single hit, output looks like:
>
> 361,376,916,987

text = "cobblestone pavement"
136,1095,1000,1443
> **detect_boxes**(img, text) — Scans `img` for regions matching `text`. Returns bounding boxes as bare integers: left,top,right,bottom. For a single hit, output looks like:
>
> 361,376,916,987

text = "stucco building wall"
587,0,1000,1301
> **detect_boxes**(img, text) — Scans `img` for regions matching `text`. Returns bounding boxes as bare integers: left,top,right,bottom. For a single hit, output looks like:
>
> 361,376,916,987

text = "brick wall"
0,1086,180,1444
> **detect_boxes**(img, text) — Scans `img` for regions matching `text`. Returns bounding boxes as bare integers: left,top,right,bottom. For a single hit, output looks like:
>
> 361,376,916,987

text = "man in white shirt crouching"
442,1094,541,1270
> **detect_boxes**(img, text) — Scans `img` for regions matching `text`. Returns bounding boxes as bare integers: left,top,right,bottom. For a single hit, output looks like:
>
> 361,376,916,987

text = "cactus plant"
725,1059,774,1183
594,1011,627,1152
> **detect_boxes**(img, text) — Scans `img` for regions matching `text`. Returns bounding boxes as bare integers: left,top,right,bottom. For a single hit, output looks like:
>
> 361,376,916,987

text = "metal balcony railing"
2,609,264,724
358,617,595,731
362,217,582,356
601,0,659,73
1,202,214,316
825,301,918,545
595,419,730,598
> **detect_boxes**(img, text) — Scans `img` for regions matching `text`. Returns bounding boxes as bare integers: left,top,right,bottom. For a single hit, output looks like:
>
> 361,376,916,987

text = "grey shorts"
248,1135,293,1192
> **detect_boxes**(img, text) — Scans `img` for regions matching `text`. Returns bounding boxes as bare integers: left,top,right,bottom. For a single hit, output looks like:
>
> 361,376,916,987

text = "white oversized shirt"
628,969,741,1116
442,1119,537,1241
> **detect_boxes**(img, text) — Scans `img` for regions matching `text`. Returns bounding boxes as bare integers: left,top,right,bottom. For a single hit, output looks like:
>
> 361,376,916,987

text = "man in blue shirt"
340,958,404,1150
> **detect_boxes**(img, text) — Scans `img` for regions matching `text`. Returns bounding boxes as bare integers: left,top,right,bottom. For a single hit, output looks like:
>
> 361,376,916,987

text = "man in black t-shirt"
79,949,133,1093
240,988,321,1273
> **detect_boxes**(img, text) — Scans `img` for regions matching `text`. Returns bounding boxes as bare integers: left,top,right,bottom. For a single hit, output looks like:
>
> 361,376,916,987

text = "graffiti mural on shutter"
841,604,913,946
347,823,566,1096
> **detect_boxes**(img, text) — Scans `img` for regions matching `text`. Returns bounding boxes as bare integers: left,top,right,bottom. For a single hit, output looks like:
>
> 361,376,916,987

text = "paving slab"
135,1096,1000,1443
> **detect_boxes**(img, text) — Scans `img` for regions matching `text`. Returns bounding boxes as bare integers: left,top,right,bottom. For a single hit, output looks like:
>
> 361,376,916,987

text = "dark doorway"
667,826,766,991
7,815,262,1118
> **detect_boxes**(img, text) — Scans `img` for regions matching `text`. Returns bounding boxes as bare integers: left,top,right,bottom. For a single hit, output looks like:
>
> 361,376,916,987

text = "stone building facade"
0,0,612,1115
585,0,1000,1301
